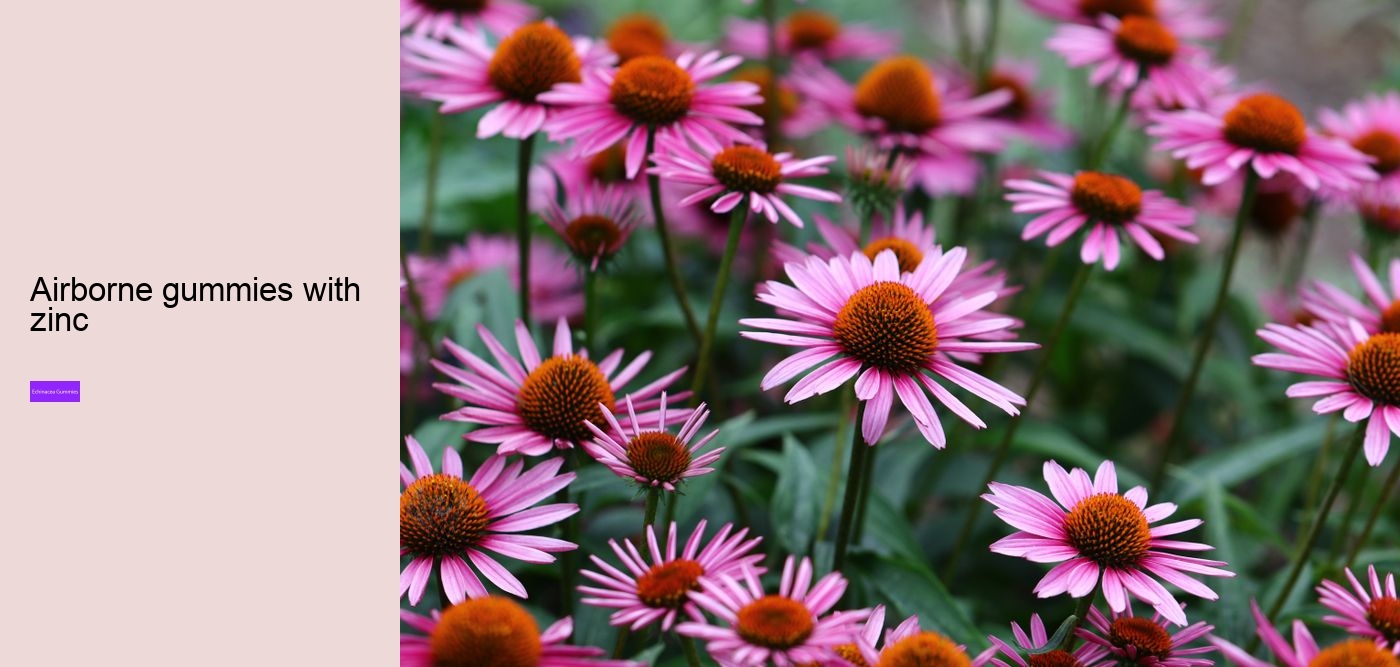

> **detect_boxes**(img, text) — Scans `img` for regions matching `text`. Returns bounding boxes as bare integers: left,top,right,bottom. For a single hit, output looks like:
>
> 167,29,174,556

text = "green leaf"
1013,422,1147,488
861,493,925,563
1168,420,1329,502
864,555,984,649
772,435,820,554
1204,477,1251,642
1029,616,1079,654
445,268,520,345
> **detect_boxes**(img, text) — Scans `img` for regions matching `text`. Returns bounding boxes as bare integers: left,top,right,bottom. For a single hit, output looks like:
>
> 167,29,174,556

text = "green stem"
761,0,781,149
1151,170,1259,489
833,401,869,572
1329,464,1371,564
584,270,599,358
1262,424,1365,627
975,0,1002,86
646,127,702,342
1062,591,1098,650
852,430,879,542
952,0,973,68
1303,415,1338,518
1284,200,1320,290
419,111,444,254
680,635,704,667
944,260,1094,580
1088,80,1142,170
643,487,661,530
517,134,537,329
611,627,631,659
691,207,747,400
817,391,856,540
1347,459,1400,568
1220,0,1259,63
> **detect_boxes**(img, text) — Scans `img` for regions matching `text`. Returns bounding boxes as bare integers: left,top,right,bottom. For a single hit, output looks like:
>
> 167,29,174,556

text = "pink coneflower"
773,206,938,271
604,13,672,64
432,318,687,456
406,233,581,322
399,436,577,604
1004,170,1198,270
1078,604,1215,667
399,0,535,40
730,66,831,140
1021,0,1224,40
984,460,1233,626
648,139,839,227
989,613,1113,667
1196,172,1310,241
400,22,612,139
843,144,918,218
1253,317,1400,466
541,185,642,271
854,612,999,667
583,393,722,490
1148,92,1377,191
794,57,1011,196
531,143,646,211
1212,601,1400,667
1320,92,1400,188
1047,16,1219,110
676,556,869,666
1317,565,1400,653
578,520,765,631
1300,253,1400,335
725,10,897,62
741,249,1037,448
540,52,763,179
401,596,643,667
975,61,1074,148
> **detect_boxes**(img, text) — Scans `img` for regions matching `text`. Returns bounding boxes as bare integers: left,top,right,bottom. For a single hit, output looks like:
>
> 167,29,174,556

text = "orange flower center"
1346,333,1400,406
609,56,695,126
863,237,926,273
1306,639,1400,667
563,215,624,261
430,596,543,667
1071,172,1143,224
625,431,692,483
855,56,943,134
736,596,815,649
712,146,784,194
586,144,629,184
834,282,939,373
420,0,490,12
607,14,669,64
878,631,971,667
1064,493,1152,567
1113,16,1178,65
487,22,582,103
1368,597,1400,643
1109,616,1174,659
835,643,871,667
401,474,489,557
787,10,842,50
1223,93,1307,155
733,66,800,121
1030,650,1084,667
1353,129,1400,175
982,71,1033,119
1078,0,1157,19
516,355,617,443
635,558,705,608
1249,191,1301,236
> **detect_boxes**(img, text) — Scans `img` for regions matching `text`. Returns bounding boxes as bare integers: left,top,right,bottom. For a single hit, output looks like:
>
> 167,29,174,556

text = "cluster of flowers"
398,0,1400,664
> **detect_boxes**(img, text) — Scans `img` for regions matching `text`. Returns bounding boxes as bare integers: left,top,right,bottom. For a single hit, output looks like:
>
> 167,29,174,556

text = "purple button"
31,381,80,402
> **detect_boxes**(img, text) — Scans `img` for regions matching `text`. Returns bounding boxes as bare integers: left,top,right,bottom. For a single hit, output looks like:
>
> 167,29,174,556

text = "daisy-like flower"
399,0,535,40
1047,15,1219,110
989,613,1113,667
1253,316,1400,466
406,233,581,321
1213,601,1400,667
540,51,764,178
975,61,1074,148
1320,92,1400,188
1004,170,1198,270
1078,604,1215,667
1301,254,1400,335
773,205,938,271
400,22,612,139
677,556,869,666
649,139,840,227
741,249,1038,448
795,56,1011,196
583,393,722,490
433,318,687,456
730,66,830,140
605,13,671,64
400,596,643,667
1022,0,1224,40
844,144,917,219
541,185,642,272
854,613,999,667
1317,564,1400,653
579,520,765,631
532,143,645,211
725,10,898,63
1148,92,1378,191
984,460,1233,626
399,436,577,604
